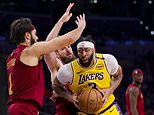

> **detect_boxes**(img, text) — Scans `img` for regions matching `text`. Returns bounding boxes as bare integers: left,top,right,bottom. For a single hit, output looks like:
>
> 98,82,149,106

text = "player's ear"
24,32,31,41
55,51,59,57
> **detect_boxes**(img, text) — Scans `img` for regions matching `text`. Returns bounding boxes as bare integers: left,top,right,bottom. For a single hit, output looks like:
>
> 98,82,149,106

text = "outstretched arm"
46,3,74,41
25,14,86,59
32,14,85,56
44,3,74,81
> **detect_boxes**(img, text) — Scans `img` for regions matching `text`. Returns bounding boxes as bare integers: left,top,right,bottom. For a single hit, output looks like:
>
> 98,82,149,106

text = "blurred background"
0,0,154,114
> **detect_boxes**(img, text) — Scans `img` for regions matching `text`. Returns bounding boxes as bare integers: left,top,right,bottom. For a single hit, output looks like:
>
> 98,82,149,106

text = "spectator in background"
125,69,144,115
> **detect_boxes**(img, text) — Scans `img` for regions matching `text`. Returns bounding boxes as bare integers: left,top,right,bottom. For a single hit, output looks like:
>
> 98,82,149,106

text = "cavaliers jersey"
125,83,144,115
69,53,115,114
6,45,44,108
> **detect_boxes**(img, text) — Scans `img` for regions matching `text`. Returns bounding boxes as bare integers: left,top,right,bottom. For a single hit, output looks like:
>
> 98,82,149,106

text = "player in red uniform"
6,11,86,115
125,69,144,115
44,3,79,115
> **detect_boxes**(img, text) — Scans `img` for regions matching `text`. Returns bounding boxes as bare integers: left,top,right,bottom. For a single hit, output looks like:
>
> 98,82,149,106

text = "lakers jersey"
69,53,115,113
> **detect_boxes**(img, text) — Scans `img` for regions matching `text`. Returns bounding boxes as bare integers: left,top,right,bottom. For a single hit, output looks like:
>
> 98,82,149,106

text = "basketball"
78,88,103,114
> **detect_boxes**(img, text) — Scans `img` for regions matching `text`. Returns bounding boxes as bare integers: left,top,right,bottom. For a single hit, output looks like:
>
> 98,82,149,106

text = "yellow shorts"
77,102,122,115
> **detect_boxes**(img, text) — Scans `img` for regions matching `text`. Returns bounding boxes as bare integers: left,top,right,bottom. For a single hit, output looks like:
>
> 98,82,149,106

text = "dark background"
1,0,154,114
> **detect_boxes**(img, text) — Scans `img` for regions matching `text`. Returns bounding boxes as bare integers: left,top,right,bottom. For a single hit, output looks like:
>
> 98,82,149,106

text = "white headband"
77,41,94,49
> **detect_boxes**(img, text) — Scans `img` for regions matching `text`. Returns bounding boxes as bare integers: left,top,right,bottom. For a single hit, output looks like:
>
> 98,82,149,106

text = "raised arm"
46,3,74,41
27,14,86,58
44,3,74,79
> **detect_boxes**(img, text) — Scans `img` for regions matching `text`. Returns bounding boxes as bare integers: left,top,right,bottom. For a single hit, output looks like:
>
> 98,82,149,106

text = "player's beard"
60,54,76,64
30,35,36,45
79,53,94,67
134,80,142,85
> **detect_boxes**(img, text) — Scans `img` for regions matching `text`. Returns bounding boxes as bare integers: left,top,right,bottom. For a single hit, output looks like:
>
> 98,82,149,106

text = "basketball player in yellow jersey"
53,35,123,115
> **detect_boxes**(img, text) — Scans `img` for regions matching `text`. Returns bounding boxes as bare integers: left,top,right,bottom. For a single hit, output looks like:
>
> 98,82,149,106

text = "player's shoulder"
102,54,118,63
129,86,139,95
57,62,73,82
103,54,116,59
60,62,72,70
95,53,114,58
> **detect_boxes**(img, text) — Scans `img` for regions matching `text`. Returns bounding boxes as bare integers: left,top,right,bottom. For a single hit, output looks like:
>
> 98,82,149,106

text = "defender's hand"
59,3,74,23
75,14,86,31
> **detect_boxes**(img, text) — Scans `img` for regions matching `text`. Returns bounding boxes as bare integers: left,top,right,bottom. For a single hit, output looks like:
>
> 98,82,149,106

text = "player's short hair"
77,35,96,46
10,18,33,44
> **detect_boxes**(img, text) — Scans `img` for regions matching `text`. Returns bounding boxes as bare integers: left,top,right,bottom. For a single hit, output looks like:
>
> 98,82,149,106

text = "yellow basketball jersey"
69,53,115,113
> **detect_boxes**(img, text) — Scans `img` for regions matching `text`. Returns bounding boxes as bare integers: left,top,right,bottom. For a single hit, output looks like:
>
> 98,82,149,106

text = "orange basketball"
78,88,103,114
